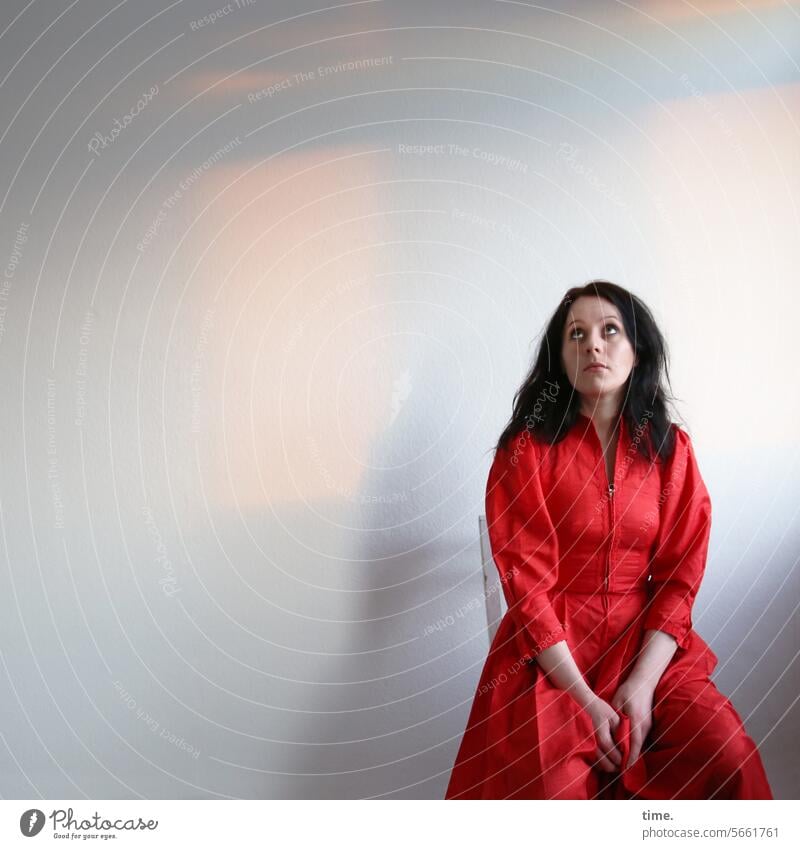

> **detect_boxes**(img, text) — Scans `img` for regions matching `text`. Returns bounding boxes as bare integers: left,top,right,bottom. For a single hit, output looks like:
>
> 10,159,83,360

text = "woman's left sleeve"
644,426,712,649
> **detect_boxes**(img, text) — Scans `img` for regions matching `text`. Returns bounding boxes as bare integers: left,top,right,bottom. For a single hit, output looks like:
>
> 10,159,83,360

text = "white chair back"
478,514,508,646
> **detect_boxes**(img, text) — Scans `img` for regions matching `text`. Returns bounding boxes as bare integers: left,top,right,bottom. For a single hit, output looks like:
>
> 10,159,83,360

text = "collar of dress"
575,411,628,441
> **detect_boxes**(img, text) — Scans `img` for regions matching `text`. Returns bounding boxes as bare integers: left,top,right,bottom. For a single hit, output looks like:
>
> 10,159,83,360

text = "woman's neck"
579,394,623,435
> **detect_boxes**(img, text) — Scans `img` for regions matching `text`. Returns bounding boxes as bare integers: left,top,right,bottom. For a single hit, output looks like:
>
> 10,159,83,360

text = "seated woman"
446,280,773,800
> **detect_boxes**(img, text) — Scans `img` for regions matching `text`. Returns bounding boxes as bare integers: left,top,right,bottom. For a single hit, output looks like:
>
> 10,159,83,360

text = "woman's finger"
628,727,643,765
594,748,617,773
597,727,622,766
631,718,653,764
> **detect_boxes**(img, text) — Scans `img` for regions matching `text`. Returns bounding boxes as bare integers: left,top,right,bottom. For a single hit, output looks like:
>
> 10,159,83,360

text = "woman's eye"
568,324,619,339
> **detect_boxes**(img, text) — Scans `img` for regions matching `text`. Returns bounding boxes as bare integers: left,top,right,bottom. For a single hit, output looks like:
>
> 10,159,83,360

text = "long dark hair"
496,280,677,462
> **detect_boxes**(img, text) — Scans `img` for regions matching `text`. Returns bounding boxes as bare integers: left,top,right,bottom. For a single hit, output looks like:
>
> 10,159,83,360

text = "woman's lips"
585,364,608,372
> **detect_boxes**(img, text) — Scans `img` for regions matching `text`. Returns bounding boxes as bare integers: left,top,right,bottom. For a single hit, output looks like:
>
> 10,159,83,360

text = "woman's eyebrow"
567,316,620,325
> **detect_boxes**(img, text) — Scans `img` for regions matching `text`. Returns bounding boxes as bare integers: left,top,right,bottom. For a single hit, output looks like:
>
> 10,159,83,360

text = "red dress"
446,413,773,800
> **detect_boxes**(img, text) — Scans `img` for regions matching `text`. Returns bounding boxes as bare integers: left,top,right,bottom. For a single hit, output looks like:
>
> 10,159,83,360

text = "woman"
446,281,772,800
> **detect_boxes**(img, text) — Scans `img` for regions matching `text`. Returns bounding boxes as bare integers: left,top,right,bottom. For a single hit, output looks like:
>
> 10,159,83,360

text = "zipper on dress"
605,482,615,590
585,416,621,595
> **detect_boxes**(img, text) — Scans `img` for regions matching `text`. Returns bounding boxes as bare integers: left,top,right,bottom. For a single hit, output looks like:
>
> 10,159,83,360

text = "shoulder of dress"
670,423,694,451
662,423,702,477
493,427,547,470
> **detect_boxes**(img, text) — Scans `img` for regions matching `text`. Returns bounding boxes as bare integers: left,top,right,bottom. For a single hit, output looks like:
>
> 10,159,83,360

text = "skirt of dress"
445,589,773,800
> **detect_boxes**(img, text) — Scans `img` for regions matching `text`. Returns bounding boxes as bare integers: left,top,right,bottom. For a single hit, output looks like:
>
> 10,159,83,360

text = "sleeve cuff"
512,611,568,662
643,611,691,649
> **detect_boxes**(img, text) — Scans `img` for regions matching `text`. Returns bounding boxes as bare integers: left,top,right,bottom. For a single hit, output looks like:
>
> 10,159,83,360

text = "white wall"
0,0,797,799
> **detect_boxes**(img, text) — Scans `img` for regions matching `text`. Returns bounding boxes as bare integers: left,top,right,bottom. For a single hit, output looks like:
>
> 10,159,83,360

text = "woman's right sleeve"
485,438,566,662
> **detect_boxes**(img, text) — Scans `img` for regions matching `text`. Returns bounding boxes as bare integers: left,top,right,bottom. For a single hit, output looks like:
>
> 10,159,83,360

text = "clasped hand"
585,678,654,773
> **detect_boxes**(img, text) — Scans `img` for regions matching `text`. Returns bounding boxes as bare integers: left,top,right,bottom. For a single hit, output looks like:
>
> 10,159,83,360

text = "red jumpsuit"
446,413,772,800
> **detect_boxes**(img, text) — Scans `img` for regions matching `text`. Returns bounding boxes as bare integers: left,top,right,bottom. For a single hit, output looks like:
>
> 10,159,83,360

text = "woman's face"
561,295,637,407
